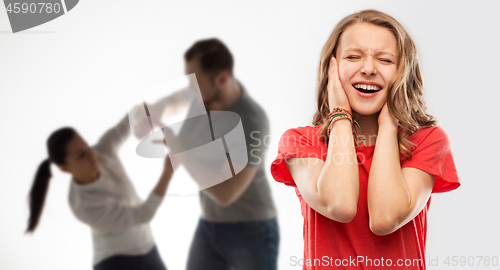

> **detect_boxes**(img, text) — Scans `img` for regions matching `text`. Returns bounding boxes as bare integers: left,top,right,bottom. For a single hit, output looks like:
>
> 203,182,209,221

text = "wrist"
378,122,398,133
333,118,352,126
327,107,353,138
329,118,352,137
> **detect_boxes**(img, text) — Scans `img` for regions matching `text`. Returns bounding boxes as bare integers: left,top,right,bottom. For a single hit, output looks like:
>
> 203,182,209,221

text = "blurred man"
181,38,279,270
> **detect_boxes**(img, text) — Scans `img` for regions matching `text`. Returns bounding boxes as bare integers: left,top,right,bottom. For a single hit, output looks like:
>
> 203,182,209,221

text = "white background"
1,0,499,269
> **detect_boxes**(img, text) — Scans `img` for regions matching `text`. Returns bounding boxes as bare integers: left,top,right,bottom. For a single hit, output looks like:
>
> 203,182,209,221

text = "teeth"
353,83,381,91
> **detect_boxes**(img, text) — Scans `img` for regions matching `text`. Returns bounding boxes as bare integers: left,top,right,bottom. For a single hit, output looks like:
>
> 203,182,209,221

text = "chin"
351,104,381,116
349,99,386,117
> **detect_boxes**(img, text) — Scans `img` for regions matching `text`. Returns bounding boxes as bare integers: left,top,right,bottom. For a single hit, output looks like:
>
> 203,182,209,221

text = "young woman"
26,114,173,270
271,9,460,270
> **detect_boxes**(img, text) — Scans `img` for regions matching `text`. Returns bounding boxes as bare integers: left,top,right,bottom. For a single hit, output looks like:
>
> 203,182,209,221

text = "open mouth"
352,83,382,93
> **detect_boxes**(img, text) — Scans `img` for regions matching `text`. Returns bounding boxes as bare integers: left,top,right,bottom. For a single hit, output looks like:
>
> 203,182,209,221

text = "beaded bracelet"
328,107,352,117
352,120,366,147
326,108,352,137
326,107,366,147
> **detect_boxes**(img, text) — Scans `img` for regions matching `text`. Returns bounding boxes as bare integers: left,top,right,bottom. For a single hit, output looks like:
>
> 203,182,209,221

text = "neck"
206,78,242,111
74,171,100,185
352,110,380,145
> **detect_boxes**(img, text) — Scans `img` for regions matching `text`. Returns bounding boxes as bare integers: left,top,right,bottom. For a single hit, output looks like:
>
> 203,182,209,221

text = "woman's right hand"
327,56,351,113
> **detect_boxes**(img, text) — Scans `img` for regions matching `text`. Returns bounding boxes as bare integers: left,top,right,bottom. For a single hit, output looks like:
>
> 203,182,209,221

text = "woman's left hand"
378,102,398,129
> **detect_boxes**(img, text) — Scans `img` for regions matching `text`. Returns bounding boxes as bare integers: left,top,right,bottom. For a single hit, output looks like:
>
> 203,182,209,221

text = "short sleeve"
401,126,460,193
270,127,325,188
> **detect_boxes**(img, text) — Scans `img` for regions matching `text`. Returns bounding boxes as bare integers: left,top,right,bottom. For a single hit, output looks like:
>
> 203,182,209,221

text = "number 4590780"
6,3,62,14
443,256,498,267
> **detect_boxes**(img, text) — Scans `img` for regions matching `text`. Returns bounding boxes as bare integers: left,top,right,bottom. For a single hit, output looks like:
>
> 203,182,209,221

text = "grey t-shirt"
177,80,277,222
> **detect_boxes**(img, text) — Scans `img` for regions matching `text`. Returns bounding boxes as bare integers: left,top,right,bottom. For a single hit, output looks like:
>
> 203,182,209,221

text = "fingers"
327,55,350,110
328,56,342,90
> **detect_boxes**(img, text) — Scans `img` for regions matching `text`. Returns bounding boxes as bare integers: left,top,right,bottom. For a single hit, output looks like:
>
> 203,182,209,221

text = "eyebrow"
343,47,396,57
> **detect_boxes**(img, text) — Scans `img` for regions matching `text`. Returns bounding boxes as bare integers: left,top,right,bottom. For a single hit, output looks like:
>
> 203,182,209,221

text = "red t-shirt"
270,125,460,269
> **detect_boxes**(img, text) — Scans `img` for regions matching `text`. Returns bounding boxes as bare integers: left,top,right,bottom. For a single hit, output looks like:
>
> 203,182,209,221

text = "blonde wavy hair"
313,9,436,158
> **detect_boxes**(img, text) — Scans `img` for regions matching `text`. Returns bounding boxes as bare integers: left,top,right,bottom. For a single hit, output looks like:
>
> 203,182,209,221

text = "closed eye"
380,59,393,63
346,56,360,60
78,147,91,159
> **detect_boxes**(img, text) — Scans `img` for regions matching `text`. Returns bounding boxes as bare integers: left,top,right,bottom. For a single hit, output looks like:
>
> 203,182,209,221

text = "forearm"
201,165,256,207
95,114,131,153
316,120,359,221
368,124,410,233
170,149,245,206
152,157,174,197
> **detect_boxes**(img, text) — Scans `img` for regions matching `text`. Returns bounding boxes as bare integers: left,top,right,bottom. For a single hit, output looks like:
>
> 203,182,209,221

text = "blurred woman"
26,114,173,270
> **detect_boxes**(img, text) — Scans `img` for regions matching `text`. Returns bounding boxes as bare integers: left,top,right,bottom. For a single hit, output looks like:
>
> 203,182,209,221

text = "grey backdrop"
1,0,498,269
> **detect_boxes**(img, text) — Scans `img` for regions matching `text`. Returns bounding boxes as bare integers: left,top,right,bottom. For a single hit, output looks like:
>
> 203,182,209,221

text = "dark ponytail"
26,127,76,233
26,159,52,233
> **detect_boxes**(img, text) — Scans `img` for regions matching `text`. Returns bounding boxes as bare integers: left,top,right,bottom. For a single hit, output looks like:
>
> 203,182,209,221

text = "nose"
360,56,377,76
